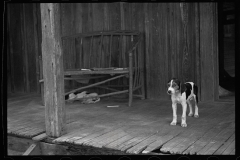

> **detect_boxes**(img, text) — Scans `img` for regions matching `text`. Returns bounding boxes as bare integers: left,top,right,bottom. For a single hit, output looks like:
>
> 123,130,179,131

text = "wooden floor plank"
157,102,234,155
8,121,45,135
118,136,148,152
73,126,122,145
229,149,235,155
7,93,235,155
167,124,220,154
7,95,40,106
10,126,43,137
7,93,40,101
8,122,38,133
104,135,133,150
32,133,47,141
142,134,176,154
222,140,235,155
19,126,45,136
182,121,234,155
170,137,200,155
85,127,127,147
213,133,235,155
53,125,100,143
89,131,127,148
140,124,185,154
196,127,234,155
160,136,187,153
205,132,235,155
203,142,224,155
126,134,159,154
155,120,212,154
65,127,105,143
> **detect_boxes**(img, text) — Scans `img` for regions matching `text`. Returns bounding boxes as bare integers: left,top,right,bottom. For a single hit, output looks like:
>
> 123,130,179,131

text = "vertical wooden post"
40,3,66,137
195,3,201,101
129,51,133,107
199,3,218,101
33,4,40,94
21,3,30,93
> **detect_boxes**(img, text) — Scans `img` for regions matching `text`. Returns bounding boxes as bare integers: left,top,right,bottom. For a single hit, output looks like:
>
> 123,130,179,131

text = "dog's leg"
193,85,199,118
170,103,177,125
187,100,193,117
193,95,199,118
181,102,187,127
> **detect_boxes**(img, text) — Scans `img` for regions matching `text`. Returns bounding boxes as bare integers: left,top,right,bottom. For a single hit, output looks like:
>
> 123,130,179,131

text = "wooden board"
213,133,235,155
73,127,117,145
126,134,159,154
197,127,234,155
183,122,234,155
40,3,66,137
7,93,235,155
199,3,218,101
86,129,127,148
145,102,235,154
103,135,133,150
118,136,148,152
142,134,175,154
7,3,220,101
152,105,226,154
64,125,112,143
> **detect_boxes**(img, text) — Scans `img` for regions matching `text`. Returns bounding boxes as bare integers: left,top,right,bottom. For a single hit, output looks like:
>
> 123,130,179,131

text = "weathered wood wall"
59,3,218,101
7,3,218,101
7,3,42,94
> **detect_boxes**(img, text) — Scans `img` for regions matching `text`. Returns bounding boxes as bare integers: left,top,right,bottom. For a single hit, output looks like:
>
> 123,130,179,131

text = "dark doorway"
218,2,235,101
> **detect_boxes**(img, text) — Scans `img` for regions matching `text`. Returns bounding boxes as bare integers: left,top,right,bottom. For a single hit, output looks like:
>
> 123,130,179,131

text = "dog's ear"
174,79,181,90
180,83,186,94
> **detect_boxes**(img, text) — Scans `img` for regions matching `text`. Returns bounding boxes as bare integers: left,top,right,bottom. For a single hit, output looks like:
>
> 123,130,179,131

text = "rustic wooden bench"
41,30,145,107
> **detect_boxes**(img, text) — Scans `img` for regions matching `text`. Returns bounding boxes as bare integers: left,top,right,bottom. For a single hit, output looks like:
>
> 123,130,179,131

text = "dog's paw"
181,123,187,127
170,121,177,125
194,114,199,118
188,113,193,117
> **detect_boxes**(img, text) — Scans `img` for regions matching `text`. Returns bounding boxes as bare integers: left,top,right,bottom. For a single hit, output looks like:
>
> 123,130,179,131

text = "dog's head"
167,78,181,95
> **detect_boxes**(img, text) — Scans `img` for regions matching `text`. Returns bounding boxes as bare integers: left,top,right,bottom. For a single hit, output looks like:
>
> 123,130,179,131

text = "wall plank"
8,4,25,93
33,4,40,94
23,4,38,92
195,3,201,100
199,3,217,101
7,3,219,101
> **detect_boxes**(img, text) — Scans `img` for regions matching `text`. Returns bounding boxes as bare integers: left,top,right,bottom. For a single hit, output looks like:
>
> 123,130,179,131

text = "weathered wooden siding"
7,3,41,94
199,3,219,101
8,4,25,93
60,2,218,100
7,2,218,101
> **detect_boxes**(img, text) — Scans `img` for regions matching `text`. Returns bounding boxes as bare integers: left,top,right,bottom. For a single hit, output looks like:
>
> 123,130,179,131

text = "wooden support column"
199,3,218,101
40,3,66,137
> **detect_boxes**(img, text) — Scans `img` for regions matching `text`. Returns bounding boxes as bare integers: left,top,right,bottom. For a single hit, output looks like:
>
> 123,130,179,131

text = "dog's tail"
194,84,198,103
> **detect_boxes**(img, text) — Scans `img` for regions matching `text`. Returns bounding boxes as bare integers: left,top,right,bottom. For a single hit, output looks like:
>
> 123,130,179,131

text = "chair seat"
64,68,129,75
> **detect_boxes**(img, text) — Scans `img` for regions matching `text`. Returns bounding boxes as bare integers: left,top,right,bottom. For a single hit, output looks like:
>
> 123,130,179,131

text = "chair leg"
129,84,133,107
129,52,133,107
129,71,133,107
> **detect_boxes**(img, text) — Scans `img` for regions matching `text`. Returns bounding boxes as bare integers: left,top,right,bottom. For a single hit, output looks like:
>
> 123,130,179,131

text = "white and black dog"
167,78,199,127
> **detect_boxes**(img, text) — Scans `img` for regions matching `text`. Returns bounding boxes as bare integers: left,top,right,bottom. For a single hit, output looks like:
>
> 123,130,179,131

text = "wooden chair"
42,30,145,107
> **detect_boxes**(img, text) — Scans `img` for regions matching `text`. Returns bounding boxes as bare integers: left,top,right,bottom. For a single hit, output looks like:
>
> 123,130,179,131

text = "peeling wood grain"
40,3,66,137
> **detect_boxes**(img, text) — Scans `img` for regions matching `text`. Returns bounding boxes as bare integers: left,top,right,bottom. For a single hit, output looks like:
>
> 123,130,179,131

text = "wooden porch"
7,93,235,155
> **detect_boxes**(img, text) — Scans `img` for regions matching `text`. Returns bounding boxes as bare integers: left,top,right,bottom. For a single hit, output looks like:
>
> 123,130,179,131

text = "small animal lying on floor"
65,91,100,104
167,78,199,127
